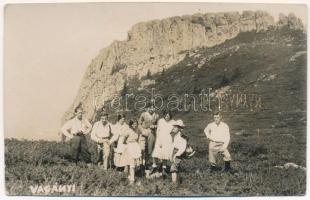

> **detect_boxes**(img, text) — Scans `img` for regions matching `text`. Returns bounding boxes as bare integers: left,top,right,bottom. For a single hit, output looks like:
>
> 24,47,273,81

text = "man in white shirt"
204,112,232,172
90,112,113,170
138,105,159,171
60,106,92,164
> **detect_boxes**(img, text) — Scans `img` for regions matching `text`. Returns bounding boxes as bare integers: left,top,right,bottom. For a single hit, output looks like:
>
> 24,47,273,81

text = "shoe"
224,161,236,174
186,150,196,159
149,167,158,177
209,164,221,172
145,170,151,179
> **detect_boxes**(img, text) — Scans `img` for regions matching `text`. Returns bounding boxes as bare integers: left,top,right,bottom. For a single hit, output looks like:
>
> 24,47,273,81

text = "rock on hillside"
62,11,303,122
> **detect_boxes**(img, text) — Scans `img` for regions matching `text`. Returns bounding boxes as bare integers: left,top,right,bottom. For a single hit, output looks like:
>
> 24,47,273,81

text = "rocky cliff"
62,10,304,122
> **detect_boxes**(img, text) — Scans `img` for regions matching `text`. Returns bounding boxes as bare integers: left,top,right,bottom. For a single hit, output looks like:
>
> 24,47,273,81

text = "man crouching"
170,120,187,183
204,112,234,173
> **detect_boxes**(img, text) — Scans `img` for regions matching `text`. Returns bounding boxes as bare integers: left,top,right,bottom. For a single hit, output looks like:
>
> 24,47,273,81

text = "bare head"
100,113,109,125
118,113,126,125
147,104,155,114
163,110,172,121
213,111,222,125
129,119,138,130
74,107,84,120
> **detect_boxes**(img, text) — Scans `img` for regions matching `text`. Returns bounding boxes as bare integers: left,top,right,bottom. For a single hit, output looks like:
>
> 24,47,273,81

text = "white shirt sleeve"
109,124,119,144
60,120,73,139
222,124,230,150
204,124,211,139
175,136,187,157
90,122,100,142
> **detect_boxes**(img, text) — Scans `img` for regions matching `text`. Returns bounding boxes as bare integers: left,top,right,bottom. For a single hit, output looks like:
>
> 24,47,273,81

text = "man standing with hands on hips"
204,111,234,173
61,105,92,165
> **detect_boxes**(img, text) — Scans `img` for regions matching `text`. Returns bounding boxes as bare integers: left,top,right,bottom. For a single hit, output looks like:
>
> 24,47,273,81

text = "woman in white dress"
122,119,142,184
109,115,142,183
152,110,175,176
109,114,131,169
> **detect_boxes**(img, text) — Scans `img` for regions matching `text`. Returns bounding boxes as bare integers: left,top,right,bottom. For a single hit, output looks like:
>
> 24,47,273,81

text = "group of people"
60,105,234,184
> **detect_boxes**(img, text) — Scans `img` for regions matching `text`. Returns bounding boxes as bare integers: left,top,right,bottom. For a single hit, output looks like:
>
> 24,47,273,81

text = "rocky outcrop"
278,13,304,30
62,11,302,122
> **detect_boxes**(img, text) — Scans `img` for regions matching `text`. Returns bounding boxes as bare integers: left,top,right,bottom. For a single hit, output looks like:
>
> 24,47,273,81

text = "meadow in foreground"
5,130,306,196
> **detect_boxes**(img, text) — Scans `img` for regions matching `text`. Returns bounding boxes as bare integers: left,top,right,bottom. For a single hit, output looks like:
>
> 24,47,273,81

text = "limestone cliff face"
62,10,302,122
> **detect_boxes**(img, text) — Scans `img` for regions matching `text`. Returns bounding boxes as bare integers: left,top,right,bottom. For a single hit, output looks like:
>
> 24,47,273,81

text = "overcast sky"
4,2,307,140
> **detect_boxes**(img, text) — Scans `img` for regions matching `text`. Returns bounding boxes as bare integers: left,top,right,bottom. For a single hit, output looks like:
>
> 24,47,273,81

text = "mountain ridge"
62,10,304,123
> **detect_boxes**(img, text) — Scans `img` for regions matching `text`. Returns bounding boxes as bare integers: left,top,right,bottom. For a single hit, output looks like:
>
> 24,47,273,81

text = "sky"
4,2,307,141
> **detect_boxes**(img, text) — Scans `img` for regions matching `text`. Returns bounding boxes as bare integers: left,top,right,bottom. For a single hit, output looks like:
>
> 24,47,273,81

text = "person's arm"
150,114,159,129
90,122,100,143
175,137,187,157
138,113,144,127
222,125,230,150
138,114,149,137
156,119,162,135
60,120,73,139
204,124,211,139
109,125,119,144
84,119,92,134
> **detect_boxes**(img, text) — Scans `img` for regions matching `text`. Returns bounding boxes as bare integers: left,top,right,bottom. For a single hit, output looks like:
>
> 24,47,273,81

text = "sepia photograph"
2,0,308,197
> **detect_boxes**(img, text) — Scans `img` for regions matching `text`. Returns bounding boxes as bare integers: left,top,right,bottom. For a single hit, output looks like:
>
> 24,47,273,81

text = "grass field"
5,132,306,196
5,28,307,196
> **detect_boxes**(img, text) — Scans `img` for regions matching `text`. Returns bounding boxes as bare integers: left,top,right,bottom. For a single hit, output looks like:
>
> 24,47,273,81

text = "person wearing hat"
169,119,187,183
60,106,92,164
204,111,233,172
90,112,113,170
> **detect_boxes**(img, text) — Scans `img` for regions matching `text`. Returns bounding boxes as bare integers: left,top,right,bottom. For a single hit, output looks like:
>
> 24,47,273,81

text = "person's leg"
162,159,168,178
147,131,156,169
80,135,91,163
71,135,81,164
96,143,103,165
103,141,110,170
222,149,232,171
208,144,217,166
128,166,135,184
209,142,220,171
147,131,155,157
170,157,181,183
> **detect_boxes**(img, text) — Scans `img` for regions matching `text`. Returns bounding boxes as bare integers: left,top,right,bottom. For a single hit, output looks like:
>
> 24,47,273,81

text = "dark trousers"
145,131,155,169
71,135,91,164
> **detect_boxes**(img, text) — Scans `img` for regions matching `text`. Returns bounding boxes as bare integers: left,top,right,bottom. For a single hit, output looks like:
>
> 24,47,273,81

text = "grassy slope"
5,28,306,196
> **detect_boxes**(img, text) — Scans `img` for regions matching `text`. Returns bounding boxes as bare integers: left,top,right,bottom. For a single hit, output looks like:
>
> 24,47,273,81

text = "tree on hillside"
147,69,152,79
161,68,166,75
